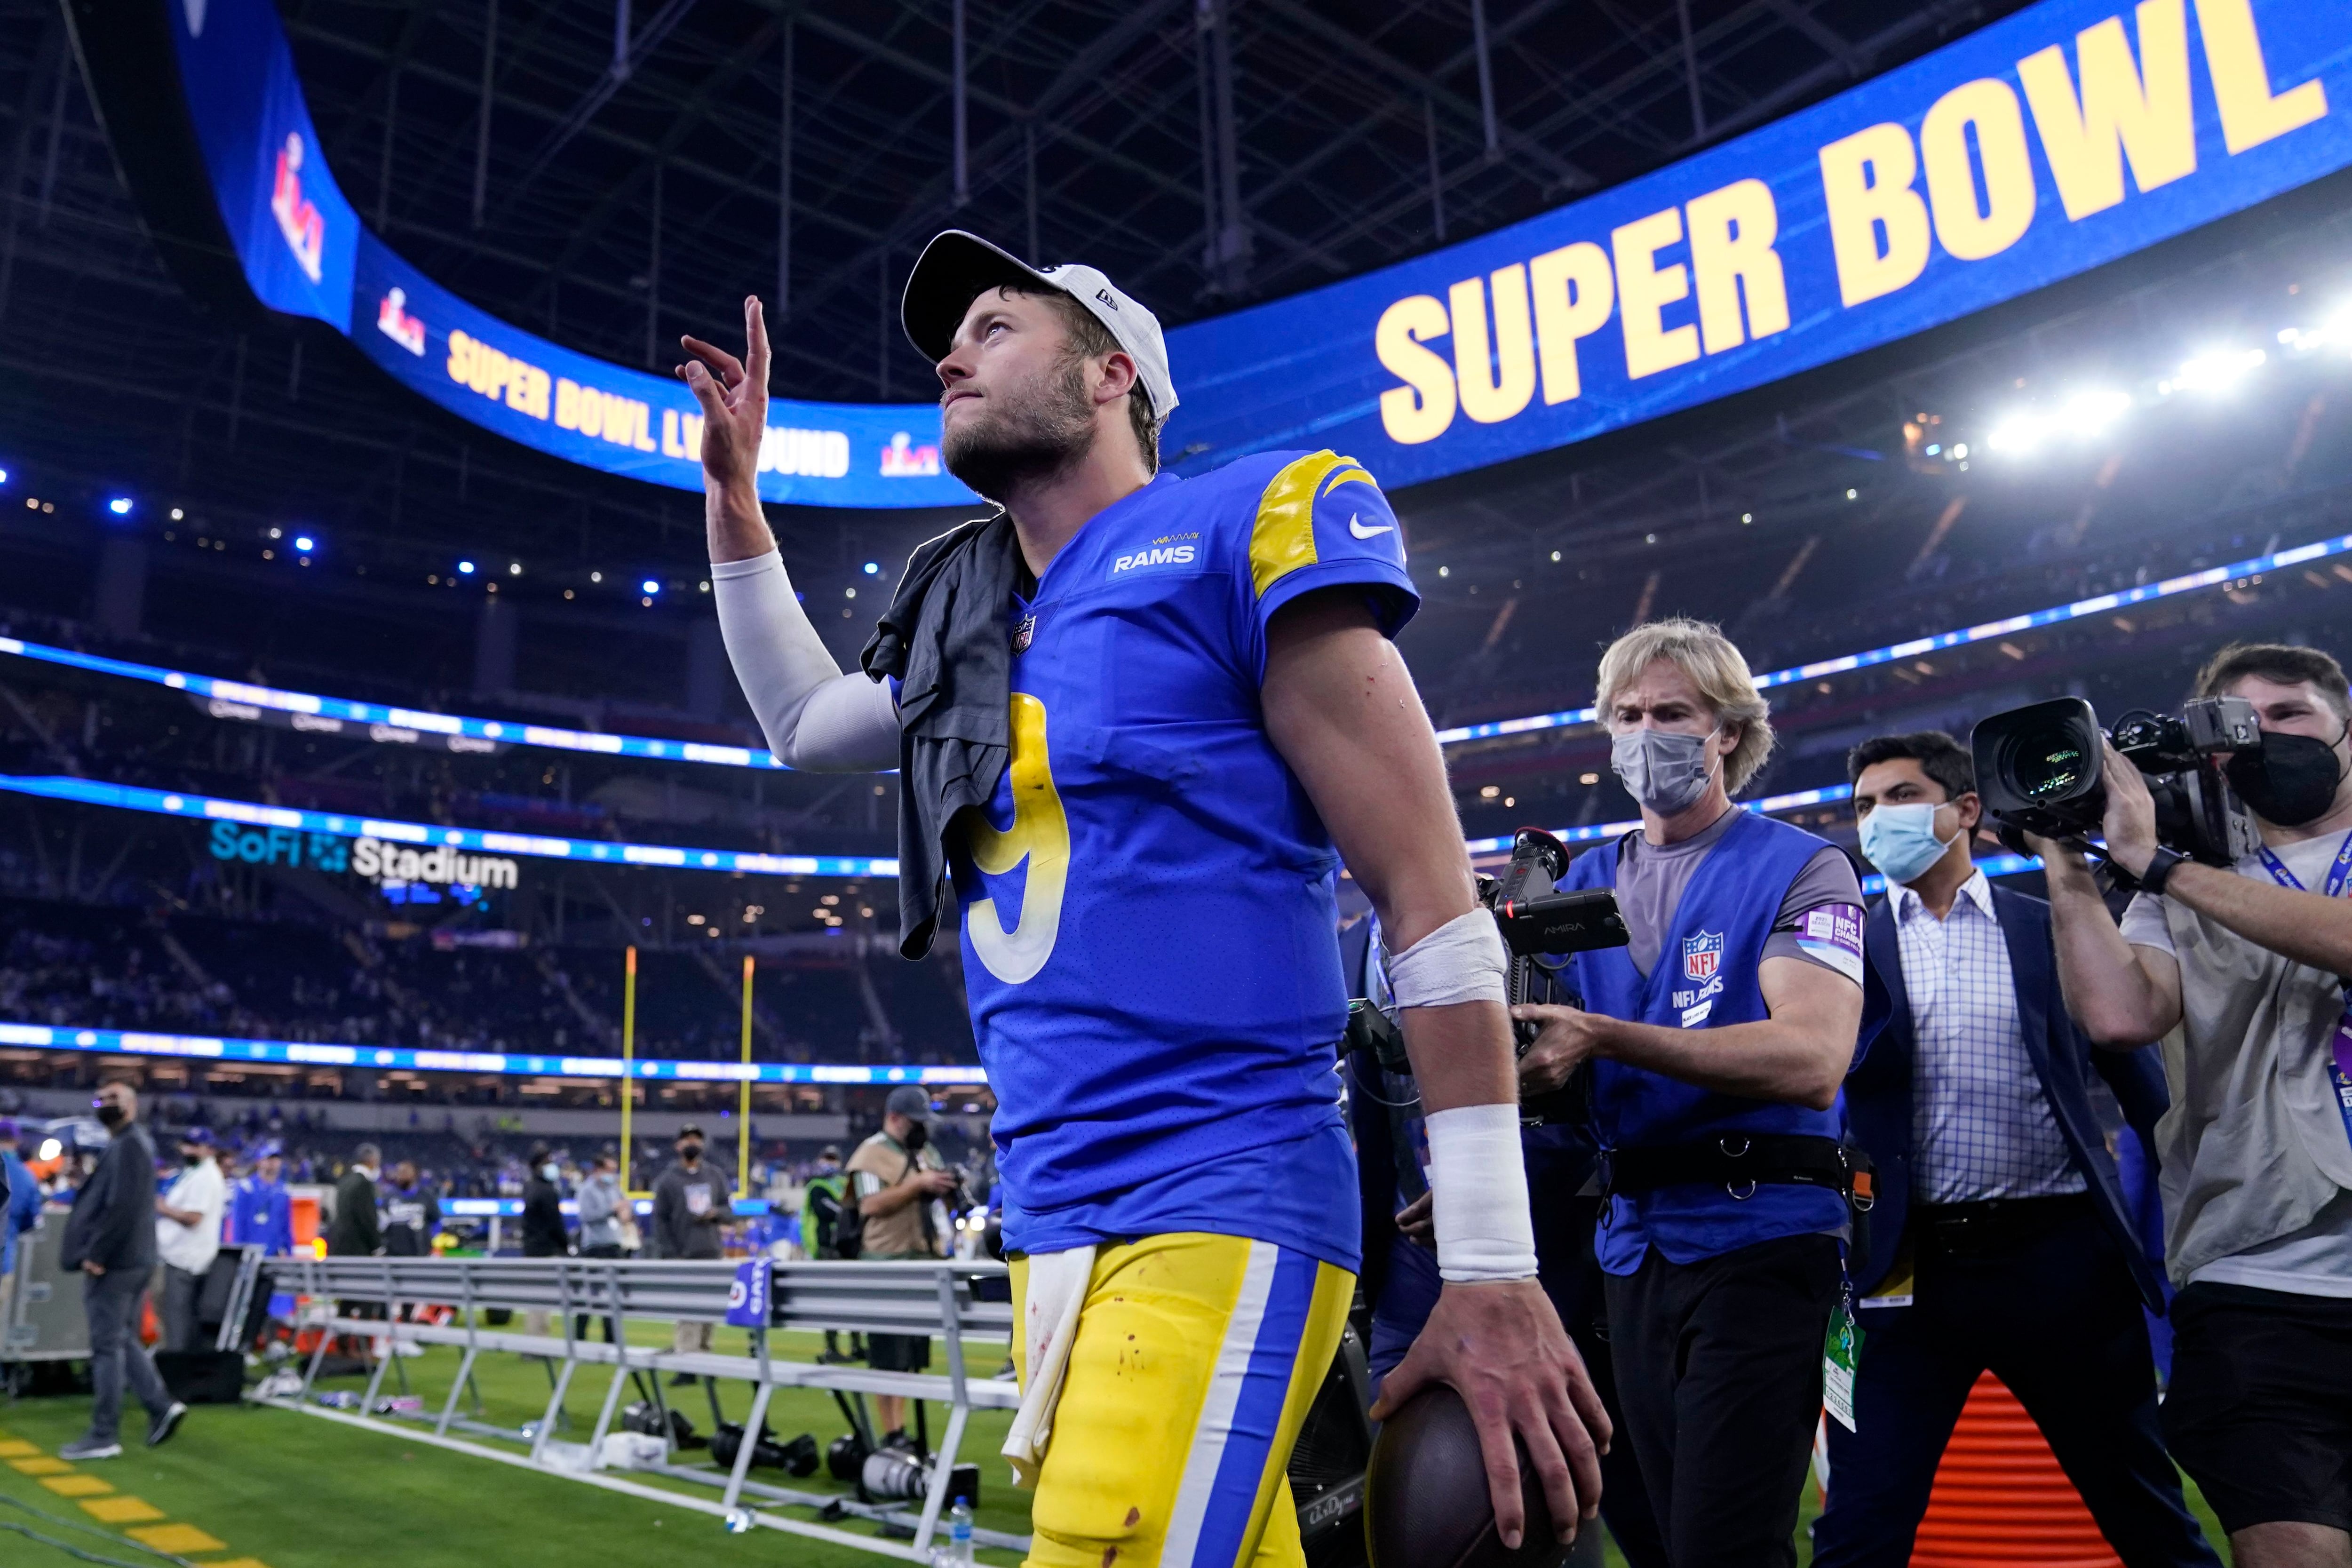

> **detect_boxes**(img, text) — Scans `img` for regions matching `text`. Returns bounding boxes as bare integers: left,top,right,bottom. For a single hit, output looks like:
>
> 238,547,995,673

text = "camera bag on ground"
155,1349,246,1404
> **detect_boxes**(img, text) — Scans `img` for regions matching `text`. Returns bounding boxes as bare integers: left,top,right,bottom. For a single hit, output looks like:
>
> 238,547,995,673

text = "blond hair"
1596,617,1776,793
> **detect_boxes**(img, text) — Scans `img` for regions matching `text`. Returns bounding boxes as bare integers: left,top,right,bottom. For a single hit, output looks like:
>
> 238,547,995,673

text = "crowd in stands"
0,893,976,1068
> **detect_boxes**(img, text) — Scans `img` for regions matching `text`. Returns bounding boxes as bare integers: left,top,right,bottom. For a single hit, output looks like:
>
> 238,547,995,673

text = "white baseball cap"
900,230,1178,421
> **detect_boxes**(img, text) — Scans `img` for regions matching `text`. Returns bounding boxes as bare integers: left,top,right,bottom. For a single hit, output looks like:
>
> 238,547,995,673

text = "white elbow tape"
1425,1102,1539,1282
1383,907,1509,1010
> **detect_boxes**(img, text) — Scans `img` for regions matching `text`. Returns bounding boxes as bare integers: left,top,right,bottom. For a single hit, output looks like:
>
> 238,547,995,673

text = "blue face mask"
1858,802,1959,886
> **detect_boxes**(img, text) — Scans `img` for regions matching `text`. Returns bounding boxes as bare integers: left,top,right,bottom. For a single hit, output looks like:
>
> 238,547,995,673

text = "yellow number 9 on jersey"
965,692,1069,984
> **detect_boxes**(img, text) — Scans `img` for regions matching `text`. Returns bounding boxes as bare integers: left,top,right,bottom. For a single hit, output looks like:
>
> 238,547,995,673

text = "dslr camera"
1971,695,2263,870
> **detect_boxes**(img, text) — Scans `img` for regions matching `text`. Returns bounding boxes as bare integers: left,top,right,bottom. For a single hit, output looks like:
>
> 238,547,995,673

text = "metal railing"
262,1253,1022,1560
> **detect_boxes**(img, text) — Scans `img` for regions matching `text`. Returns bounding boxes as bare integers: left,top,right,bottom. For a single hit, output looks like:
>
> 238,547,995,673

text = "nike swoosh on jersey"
1347,513,1395,540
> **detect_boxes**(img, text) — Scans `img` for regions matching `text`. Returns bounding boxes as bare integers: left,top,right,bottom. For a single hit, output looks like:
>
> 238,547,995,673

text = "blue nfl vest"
1565,809,1872,1273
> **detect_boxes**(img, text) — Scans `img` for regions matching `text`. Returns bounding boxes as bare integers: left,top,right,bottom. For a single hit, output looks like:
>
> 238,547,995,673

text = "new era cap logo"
1096,287,1119,310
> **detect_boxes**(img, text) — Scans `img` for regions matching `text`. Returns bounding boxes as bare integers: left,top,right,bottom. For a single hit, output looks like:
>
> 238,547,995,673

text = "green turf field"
0,1322,2231,1568
0,1321,1029,1567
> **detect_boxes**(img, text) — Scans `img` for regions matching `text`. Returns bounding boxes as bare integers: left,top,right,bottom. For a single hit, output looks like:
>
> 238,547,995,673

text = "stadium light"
2166,348,2266,395
641,578,660,595
0,467,8,485
1986,416,2039,454
458,560,476,574
106,496,134,516
2058,388,2132,437
509,562,522,575
863,561,880,574
293,534,315,553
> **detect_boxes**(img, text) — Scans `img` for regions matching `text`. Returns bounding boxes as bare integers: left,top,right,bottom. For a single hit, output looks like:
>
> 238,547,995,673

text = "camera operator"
848,1085,956,1450
1817,732,2215,1568
2035,643,2352,1568
1512,618,1881,1568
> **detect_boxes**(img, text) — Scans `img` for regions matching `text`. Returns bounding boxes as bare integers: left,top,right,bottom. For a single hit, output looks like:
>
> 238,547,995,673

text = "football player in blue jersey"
680,232,1606,1566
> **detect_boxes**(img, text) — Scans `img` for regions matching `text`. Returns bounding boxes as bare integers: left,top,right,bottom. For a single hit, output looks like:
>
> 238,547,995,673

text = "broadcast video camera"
1345,829,1627,1122
1486,828,1627,1124
1971,695,2264,872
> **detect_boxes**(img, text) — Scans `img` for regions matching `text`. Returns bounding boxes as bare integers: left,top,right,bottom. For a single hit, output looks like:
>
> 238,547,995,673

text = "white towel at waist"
1001,1244,1096,1489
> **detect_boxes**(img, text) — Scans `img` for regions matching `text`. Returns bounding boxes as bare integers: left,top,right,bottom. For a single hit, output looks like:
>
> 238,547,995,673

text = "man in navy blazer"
1812,732,2216,1568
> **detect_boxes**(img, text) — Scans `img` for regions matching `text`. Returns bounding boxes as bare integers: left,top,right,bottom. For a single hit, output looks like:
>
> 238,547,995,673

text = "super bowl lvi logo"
270,133,326,284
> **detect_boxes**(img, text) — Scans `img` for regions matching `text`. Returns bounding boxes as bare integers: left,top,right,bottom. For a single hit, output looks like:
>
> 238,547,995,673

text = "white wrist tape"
1425,1103,1539,1282
1383,907,1508,1010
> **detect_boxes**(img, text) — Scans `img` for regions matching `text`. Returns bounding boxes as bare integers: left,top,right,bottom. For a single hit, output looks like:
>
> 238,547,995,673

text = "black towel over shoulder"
858,509,1024,959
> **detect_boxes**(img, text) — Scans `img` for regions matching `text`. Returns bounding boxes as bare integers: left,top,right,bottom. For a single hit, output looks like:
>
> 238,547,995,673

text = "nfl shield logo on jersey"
1682,931,1724,983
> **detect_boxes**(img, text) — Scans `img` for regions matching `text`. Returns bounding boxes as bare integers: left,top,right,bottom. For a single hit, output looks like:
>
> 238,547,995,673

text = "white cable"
1382,907,1508,1010
710,550,899,772
1425,1102,1539,1282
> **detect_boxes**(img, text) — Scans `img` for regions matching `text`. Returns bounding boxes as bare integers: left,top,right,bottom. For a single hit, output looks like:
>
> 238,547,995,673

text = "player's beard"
941,355,1097,502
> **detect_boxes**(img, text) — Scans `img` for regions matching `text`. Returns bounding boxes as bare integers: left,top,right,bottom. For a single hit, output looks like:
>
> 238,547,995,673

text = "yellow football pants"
1009,1233,1354,1568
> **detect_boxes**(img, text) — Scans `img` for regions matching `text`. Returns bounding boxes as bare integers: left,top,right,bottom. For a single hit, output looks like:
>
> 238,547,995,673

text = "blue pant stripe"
1189,1245,1318,1568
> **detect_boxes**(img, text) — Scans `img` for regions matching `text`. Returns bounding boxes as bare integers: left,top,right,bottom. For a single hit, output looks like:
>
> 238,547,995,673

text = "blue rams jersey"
960,450,1418,1273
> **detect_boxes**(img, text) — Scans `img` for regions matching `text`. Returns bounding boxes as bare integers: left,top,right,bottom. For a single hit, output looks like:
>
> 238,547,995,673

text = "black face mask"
679,1143,703,1163
2226,725,2349,828
94,1102,126,1128
901,1119,929,1154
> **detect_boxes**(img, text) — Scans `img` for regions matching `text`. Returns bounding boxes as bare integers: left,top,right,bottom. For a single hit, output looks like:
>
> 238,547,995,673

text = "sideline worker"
0,1120,39,1321
1514,618,1881,1568
1817,730,2216,1568
60,1080,185,1459
652,1123,730,1372
327,1144,384,1258
849,1085,957,1450
155,1126,225,1353
2038,643,2352,1568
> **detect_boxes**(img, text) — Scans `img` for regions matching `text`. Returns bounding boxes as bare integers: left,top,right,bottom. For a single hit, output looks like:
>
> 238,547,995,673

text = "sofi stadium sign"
165,0,2352,496
207,821,518,896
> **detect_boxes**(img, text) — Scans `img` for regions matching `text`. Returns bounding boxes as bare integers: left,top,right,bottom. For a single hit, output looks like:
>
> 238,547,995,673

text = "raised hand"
677,295,770,501
679,296,776,561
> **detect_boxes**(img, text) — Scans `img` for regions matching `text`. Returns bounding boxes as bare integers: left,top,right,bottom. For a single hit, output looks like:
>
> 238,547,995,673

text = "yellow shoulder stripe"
1252,450,1378,599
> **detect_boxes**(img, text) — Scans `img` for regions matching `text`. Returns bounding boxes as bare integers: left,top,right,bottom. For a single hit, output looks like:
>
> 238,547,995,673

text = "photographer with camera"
2026,644,2352,1568
1816,732,2214,1568
847,1085,957,1450
1512,619,1882,1568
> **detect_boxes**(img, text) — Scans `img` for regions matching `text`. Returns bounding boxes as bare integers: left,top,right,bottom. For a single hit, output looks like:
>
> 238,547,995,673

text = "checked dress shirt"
1892,870,2086,1204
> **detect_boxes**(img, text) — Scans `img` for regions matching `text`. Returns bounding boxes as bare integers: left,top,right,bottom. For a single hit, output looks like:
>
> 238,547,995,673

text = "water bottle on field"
935,1496,974,1566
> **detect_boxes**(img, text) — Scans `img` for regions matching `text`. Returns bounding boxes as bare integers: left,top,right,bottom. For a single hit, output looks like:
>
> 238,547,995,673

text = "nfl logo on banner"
725,1258,770,1329
1682,931,1724,984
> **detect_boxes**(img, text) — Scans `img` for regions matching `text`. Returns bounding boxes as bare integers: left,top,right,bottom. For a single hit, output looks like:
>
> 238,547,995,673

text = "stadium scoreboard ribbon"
164,0,973,510
12,530,2350,767
155,0,2352,498
1165,0,2352,483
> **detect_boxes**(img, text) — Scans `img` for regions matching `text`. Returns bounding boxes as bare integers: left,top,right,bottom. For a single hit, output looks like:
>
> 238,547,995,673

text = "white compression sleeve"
1424,1103,1540,1282
711,550,900,772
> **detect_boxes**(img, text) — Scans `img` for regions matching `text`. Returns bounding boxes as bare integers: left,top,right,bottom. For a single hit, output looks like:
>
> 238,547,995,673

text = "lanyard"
2253,830,2352,1146
2254,829,2352,899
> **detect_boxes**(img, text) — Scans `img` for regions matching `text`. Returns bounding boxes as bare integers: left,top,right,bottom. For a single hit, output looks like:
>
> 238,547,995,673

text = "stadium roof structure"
0,0,2020,572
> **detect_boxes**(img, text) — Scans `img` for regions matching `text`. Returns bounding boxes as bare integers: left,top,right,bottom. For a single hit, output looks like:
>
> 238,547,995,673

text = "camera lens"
2009,724,2089,801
